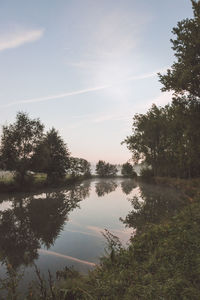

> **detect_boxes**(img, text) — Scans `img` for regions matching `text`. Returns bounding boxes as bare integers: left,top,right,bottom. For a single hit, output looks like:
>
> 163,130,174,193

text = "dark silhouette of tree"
123,97,200,178
0,112,44,184
96,160,118,177
158,1,200,97
121,162,137,178
32,128,70,183
69,157,91,178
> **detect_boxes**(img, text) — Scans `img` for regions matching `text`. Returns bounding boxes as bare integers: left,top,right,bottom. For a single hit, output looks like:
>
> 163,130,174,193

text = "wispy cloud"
91,10,151,60
65,7,152,88
1,67,167,108
0,27,44,52
1,85,111,108
126,68,167,82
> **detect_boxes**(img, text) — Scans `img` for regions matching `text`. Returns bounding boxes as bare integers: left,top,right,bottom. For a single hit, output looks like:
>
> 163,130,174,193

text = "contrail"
39,249,96,267
1,85,112,108
1,67,167,108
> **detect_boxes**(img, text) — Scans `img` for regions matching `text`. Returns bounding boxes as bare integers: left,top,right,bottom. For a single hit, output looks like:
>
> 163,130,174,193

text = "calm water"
0,178,186,292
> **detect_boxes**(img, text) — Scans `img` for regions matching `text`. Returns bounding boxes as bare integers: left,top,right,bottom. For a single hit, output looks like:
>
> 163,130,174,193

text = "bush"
140,168,154,181
121,162,137,178
13,172,35,188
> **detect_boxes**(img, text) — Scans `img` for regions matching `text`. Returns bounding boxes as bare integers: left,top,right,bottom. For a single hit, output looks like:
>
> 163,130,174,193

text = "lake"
0,178,186,293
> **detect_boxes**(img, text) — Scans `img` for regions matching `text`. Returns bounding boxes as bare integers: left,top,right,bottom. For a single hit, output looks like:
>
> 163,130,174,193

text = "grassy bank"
154,177,200,200
48,178,199,300
0,173,93,193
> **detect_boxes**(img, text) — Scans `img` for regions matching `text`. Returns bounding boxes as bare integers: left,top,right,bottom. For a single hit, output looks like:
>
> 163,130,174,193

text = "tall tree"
0,112,44,184
158,0,200,97
123,104,169,176
123,97,200,178
32,128,70,182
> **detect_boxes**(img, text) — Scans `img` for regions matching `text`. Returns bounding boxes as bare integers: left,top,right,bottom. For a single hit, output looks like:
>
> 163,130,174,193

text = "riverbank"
0,173,92,193
154,177,200,201
0,174,132,193
50,177,200,299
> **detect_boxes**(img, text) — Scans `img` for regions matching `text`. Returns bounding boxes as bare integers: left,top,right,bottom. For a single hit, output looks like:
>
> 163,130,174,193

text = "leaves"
158,0,200,97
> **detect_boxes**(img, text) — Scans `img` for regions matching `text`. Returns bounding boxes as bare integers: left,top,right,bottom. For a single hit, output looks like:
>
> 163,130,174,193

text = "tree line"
124,0,200,179
0,112,91,185
0,112,137,186
95,160,136,178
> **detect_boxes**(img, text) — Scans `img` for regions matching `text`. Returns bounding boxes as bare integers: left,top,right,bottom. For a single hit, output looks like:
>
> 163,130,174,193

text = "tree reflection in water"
95,180,118,197
122,182,187,233
121,179,137,195
0,181,91,270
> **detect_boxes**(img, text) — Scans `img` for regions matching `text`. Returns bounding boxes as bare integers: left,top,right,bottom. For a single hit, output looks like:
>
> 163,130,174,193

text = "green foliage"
124,97,200,178
140,168,154,181
44,197,198,299
121,162,137,178
32,128,70,183
124,0,200,180
80,201,200,299
158,0,200,97
96,160,118,177
69,157,91,178
0,261,24,300
0,112,44,184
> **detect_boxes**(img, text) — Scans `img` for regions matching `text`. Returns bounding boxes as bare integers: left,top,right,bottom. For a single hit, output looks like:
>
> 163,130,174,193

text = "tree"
158,0,200,97
123,97,200,178
0,112,44,184
123,104,169,176
69,157,91,178
121,162,137,178
96,160,118,177
32,128,70,182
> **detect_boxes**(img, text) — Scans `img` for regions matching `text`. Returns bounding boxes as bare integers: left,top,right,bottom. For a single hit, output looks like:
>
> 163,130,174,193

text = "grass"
154,177,200,200
0,172,14,184
33,173,47,183
0,172,92,193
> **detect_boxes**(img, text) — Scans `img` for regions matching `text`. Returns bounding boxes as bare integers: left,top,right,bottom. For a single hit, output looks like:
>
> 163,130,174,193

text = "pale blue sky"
0,0,193,163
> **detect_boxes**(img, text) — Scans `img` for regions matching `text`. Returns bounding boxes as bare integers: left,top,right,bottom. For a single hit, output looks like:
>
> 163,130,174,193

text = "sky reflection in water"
0,178,185,282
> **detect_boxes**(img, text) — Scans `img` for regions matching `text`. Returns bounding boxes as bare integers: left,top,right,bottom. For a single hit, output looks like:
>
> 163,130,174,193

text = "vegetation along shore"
0,1,200,299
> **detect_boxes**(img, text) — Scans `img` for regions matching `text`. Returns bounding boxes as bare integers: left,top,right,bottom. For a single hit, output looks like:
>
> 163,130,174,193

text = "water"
0,178,186,294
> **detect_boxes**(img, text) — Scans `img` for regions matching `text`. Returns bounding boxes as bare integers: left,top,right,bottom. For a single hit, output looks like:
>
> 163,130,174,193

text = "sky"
0,0,193,164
